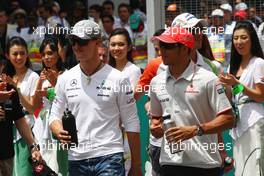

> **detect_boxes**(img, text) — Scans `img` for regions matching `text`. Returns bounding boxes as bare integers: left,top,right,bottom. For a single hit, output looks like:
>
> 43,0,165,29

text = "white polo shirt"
49,64,140,160
149,52,221,148
150,61,232,168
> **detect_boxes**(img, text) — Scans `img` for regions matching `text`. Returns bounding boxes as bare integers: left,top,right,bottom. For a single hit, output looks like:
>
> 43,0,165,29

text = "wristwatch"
196,125,204,136
29,143,40,152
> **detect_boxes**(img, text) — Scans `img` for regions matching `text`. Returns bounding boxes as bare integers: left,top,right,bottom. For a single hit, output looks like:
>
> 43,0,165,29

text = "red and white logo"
185,84,199,93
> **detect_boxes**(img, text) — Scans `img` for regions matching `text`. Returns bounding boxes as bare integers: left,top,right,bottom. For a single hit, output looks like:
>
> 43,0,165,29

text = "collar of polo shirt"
165,61,197,82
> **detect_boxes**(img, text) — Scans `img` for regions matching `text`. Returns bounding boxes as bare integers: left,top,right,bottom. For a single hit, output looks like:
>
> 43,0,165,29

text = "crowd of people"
0,0,263,176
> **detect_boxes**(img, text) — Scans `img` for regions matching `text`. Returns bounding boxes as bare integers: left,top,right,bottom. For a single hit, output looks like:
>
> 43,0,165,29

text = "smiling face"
8,44,28,70
42,44,59,69
233,28,251,56
109,34,130,62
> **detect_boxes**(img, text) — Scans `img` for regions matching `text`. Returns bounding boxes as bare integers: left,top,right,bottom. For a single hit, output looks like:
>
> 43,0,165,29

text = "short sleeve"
117,77,140,132
207,79,232,116
129,66,141,89
29,73,40,97
133,68,141,88
253,59,264,84
149,79,162,117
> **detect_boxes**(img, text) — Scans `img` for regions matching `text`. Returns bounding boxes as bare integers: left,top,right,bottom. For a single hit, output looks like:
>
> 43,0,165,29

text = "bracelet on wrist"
232,83,244,95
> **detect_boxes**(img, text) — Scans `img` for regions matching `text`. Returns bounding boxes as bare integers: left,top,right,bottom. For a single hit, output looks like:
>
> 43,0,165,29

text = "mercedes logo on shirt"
70,79,78,87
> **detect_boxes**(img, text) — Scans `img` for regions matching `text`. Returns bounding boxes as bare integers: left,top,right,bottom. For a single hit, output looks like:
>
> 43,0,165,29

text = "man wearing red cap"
234,10,247,21
149,27,235,176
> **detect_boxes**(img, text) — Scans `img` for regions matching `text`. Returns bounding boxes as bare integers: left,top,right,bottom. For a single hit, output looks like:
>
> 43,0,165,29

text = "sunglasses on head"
159,41,181,49
69,37,90,46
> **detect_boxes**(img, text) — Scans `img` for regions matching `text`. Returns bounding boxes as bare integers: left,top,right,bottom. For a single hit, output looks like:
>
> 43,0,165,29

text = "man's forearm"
15,117,35,145
127,132,141,168
201,110,235,135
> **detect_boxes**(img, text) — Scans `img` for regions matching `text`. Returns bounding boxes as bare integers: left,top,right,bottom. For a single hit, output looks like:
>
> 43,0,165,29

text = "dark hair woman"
32,35,67,174
219,20,264,176
4,36,40,176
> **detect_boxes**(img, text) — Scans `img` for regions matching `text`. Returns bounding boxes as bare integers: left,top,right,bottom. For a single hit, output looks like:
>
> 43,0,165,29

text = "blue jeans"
68,152,125,176
148,144,162,176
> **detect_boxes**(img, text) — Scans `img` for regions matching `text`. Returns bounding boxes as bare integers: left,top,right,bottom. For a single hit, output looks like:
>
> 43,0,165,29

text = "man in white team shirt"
49,20,142,176
150,26,235,176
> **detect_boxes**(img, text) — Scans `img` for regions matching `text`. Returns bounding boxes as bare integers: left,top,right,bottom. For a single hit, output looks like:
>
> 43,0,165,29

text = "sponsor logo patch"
70,79,77,87
184,85,199,93
216,83,225,94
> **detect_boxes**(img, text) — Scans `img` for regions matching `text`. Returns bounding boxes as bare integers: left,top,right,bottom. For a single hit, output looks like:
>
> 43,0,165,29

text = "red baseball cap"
152,27,194,49
234,10,247,19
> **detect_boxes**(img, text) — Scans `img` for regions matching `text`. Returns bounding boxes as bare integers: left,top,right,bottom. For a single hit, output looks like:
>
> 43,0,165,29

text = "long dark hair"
230,20,264,75
39,35,64,72
4,36,31,77
108,28,133,68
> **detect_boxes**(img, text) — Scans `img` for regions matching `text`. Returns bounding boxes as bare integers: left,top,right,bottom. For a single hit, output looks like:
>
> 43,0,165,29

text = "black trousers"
161,165,221,176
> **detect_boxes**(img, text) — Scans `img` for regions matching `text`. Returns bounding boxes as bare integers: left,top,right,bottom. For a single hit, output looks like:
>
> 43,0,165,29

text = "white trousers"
233,119,264,176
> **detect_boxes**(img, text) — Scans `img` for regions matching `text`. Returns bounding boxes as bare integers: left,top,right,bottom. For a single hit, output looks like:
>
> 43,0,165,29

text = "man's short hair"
102,0,114,10
89,4,102,13
101,14,114,23
118,3,131,13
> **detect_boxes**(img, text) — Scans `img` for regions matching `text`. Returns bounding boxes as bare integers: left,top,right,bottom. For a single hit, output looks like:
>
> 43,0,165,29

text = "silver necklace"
86,60,103,85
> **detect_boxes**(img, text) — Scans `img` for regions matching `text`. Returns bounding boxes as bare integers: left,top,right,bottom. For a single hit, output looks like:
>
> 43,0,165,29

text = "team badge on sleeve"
216,83,225,94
